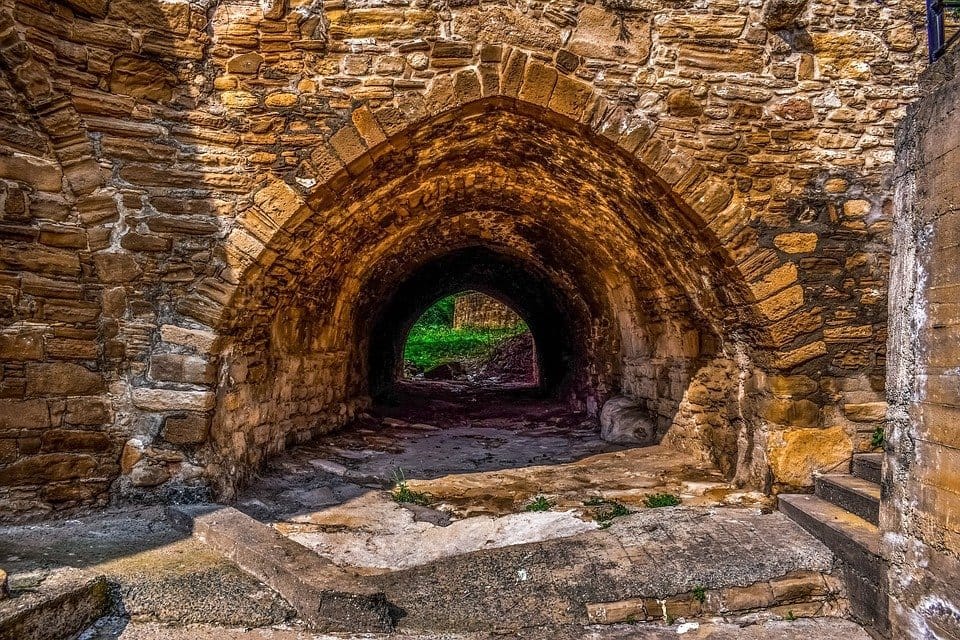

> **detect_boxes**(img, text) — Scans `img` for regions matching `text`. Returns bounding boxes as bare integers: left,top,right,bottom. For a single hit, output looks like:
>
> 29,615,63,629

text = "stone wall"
0,0,927,518
886,44,960,638
452,292,522,330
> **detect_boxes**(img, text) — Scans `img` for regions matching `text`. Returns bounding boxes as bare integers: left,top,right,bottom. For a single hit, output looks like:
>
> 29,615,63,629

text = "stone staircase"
779,453,888,639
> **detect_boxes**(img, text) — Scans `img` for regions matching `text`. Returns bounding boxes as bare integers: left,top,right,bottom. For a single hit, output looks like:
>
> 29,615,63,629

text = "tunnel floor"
236,380,770,572
0,383,871,638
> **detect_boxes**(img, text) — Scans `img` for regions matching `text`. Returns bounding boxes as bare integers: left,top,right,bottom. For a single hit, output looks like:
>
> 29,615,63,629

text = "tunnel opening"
400,291,537,387
367,246,599,409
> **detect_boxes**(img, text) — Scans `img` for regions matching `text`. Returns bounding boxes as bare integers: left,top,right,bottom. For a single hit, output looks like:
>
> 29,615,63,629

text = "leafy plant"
644,493,681,508
871,426,885,449
583,497,632,528
525,495,553,512
787,610,796,622
692,585,707,604
391,468,430,506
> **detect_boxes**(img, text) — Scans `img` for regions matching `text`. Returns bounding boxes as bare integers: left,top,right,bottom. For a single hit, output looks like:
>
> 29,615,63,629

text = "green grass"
403,293,529,371
644,493,681,508
693,585,707,604
525,496,553,512
404,324,527,371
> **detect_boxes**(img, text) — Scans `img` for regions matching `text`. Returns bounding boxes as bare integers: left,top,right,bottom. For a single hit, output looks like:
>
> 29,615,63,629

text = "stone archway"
167,83,788,498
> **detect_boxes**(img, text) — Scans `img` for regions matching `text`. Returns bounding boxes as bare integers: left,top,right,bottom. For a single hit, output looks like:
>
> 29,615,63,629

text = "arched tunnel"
208,99,768,497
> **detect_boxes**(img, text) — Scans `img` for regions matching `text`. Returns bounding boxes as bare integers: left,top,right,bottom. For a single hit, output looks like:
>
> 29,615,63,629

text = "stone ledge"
0,569,111,640
167,504,398,632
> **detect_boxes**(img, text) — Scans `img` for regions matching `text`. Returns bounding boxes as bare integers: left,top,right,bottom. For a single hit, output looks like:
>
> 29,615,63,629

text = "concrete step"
851,453,883,484
778,494,889,638
168,504,398,633
815,474,881,525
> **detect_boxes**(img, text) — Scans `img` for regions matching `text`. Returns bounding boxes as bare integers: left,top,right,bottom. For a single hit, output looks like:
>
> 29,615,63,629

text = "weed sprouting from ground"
525,495,553,512
693,585,707,604
644,493,681,508
391,468,430,506
871,426,885,449
583,496,632,528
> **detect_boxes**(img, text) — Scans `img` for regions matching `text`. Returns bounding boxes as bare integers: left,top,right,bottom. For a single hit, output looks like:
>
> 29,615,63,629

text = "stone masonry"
0,0,928,519
887,43,960,638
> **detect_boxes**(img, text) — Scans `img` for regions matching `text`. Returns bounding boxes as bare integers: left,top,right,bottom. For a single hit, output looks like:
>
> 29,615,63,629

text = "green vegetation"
644,493,681,508
391,468,430,506
871,425,885,449
692,585,707,604
583,497,632,528
525,495,553,512
403,294,528,371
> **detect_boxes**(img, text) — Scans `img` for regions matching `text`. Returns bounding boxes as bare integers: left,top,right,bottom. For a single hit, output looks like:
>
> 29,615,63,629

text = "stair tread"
778,493,880,557
817,473,881,501
852,453,883,465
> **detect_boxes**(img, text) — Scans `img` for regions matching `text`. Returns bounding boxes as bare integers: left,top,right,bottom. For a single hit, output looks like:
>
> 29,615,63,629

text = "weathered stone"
110,55,178,102
226,53,264,74
774,233,818,254
93,252,141,283
0,400,49,430
150,354,216,385
25,364,105,397
843,402,886,422
0,453,98,485
41,429,112,453
767,426,852,487
760,0,807,29
162,413,210,445
568,6,650,64
667,90,703,117
600,397,657,445
132,389,215,412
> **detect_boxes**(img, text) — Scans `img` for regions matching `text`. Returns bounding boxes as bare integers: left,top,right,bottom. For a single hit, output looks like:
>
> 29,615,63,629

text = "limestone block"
132,389,215,412
149,354,216,385
760,0,807,29
160,325,219,354
453,6,562,51
162,413,210,445
568,6,651,64
842,402,886,422
0,399,50,430
600,396,657,445
0,453,98,486
41,429,112,453
93,252,141,283
25,363,105,397
110,55,178,102
767,426,852,487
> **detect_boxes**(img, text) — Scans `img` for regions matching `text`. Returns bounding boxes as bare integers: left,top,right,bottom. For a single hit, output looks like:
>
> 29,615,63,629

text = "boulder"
423,362,466,380
600,396,657,445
